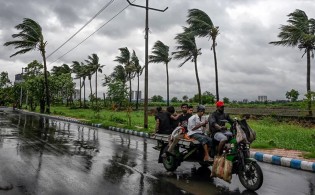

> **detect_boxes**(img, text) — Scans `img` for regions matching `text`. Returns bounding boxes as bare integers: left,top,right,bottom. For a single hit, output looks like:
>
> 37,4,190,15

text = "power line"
46,0,114,59
49,0,135,65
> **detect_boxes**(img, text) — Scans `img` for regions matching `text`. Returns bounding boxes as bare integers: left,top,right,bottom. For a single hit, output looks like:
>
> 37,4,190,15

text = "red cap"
216,101,224,107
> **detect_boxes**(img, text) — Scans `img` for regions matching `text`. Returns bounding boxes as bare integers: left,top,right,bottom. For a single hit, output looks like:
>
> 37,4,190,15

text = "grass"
49,106,315,159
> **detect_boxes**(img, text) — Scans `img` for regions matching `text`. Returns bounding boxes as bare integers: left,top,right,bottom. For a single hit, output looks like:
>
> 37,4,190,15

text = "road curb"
13,109,315,173
250,151,315,172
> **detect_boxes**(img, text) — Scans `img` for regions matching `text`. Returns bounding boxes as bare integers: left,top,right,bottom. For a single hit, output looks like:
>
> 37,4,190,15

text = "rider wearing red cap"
208,101,233,155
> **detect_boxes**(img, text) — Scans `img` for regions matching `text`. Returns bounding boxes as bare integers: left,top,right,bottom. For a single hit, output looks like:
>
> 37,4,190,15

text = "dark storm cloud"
1,0,315,101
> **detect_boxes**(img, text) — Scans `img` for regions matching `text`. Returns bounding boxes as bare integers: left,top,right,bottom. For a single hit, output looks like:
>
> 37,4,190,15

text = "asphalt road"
0,111,314,195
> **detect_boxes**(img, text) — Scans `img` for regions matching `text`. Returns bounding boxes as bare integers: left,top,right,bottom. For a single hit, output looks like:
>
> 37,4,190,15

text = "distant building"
14,73,23,84
131,90,141,101
242,99,248,103
258,96,267,102
73,89,80,100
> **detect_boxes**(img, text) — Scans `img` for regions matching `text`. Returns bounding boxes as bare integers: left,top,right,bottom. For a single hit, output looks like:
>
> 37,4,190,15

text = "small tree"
107,80,128,109
171,97,179,103
223,97,230,104
286,89,299,102
182,95,189,102
151,95,164,102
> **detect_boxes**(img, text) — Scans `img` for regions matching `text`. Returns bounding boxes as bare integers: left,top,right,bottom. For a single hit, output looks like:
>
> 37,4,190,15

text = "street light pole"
126,0,168,128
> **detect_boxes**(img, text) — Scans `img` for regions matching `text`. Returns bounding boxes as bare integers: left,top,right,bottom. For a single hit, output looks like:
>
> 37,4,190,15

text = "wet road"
0,111,314,195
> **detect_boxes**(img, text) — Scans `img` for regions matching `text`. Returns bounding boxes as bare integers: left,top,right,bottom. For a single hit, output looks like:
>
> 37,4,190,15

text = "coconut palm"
149,40,172,106
79,63,89,108
187,9,220,102
114,47,136,102
132,50,143,110
4,18,51,113
270,9,315,116
85,53,105,105
85,64,94,105
172,27,202,104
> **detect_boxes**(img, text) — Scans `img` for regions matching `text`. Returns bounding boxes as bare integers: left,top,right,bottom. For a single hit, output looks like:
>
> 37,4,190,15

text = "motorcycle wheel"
238,161,263,191
162,147,179,172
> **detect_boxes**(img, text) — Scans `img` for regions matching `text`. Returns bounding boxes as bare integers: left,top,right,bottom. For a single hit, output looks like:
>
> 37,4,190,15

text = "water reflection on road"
0,112,190,195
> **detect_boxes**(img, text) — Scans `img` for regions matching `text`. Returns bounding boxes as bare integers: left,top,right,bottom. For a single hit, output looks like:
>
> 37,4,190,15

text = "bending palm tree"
71,61,83,107
132,50,143,110
172,27,202,104
115,47,135,103
85,53,105,105
149,40,172,106
4,18,51,113
270,9,315,116
187,9,220,101
80,63,89,108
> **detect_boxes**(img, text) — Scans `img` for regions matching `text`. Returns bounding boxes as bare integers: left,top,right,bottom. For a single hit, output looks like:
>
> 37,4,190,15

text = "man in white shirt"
187,105,213,162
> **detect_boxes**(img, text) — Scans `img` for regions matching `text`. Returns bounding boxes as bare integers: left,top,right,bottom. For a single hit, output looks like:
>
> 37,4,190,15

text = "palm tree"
4,18,51,113
270,9,315,116
132,50,143,110
114,47,136,102
86,64,94,105
80,63,89,108
172,27,202,104
187,9,220,102
149,40,172,106
85,54,105,105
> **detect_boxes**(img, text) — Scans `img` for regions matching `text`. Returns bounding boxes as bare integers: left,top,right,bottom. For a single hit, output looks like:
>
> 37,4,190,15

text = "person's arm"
210,112,226,131
171,113,181,120
192,121,207,130
189,116,208,131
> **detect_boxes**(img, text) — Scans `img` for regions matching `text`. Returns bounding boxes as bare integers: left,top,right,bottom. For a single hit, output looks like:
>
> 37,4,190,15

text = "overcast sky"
1,0,315,102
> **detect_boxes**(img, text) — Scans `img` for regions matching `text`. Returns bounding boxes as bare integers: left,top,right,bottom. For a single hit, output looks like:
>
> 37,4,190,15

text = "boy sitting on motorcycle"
187,105,214,162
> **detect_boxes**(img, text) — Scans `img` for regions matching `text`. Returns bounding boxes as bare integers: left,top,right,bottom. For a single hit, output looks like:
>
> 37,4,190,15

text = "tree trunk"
95,71,98,105
136,74,140,110
213,38,219,102
79,78,82,107
306,50,312,116
83,78,86,108
166,62,170,106
41,46,50,114
89,76,93,105
194,58,202,104
129,73,132,103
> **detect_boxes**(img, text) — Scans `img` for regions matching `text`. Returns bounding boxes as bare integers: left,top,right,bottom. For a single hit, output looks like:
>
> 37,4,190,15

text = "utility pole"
126,0,168,129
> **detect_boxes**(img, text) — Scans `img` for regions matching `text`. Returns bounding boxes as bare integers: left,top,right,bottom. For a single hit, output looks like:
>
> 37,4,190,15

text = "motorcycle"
151,118,263,191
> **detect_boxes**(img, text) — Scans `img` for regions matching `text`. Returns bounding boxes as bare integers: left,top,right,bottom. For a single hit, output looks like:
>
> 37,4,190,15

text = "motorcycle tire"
162,147,179,172
238,161,263,191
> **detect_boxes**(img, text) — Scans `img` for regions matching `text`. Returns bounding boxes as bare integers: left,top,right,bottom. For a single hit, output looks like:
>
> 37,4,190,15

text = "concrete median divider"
250,151,315,172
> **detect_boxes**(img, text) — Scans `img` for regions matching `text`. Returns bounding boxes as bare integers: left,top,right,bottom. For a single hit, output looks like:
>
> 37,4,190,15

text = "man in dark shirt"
208,101,233,155
154,106,172,135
